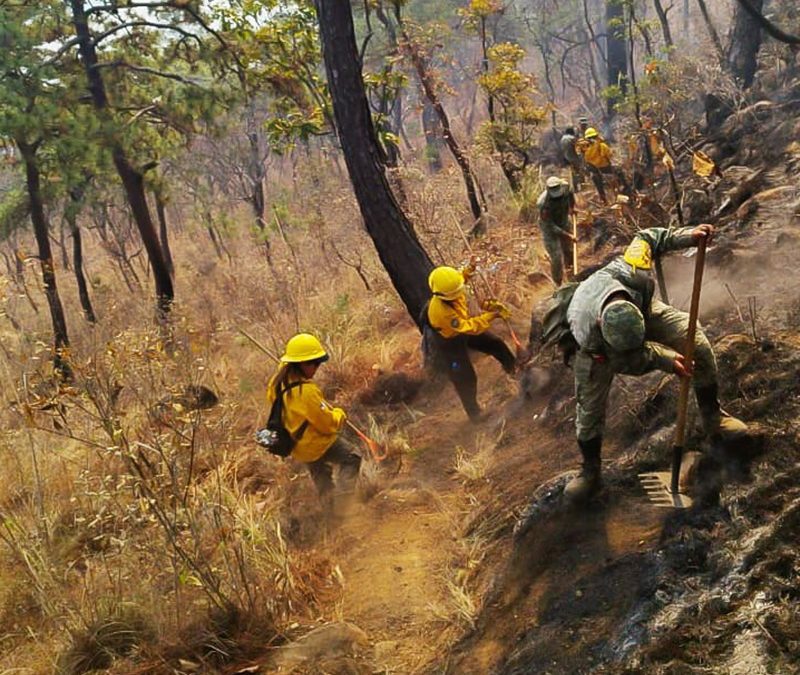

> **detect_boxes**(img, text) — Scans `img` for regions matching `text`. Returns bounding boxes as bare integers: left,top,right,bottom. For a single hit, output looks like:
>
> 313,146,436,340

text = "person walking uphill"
537,176,577,286
563,224,748,503
422,265,516,421
581,127,632,204
560,127,584,190
264,333,361,499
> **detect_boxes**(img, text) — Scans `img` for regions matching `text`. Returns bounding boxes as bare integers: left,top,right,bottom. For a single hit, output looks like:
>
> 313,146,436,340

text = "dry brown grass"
0,134,548,672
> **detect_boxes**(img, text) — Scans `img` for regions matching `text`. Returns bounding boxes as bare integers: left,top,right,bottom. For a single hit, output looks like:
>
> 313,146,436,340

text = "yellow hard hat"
584,127,599,139
281,333,329,363
428,266,465,301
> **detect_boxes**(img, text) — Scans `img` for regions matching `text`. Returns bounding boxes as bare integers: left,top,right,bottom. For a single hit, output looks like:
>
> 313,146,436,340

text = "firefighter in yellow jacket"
580,127,632,203
422,265,516,420
266,333,361,497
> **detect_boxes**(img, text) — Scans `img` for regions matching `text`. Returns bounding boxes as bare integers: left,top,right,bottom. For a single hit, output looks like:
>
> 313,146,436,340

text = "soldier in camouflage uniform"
563,224,748,502
537,176,577,286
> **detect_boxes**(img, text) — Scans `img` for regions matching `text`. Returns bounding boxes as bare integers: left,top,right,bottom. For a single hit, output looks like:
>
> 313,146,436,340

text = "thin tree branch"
91,20,203,47
92,60,205,87
85,2,177,16
734,0,800,46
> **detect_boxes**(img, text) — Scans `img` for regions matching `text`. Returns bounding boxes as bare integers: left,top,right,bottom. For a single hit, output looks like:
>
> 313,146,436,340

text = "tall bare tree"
69,0,175,318
727,0,764,88
314,0,432,325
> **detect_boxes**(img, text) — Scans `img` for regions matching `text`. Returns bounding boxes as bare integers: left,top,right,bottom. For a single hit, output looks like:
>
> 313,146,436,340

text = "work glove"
460,256,477,280
482,298,511,320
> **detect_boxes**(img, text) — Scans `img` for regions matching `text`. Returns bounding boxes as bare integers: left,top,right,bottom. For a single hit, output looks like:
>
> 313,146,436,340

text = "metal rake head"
638,471,693,509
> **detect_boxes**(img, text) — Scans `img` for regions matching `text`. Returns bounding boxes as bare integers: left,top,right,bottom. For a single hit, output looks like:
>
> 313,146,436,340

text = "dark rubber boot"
695,384,748,440
564,437,602,505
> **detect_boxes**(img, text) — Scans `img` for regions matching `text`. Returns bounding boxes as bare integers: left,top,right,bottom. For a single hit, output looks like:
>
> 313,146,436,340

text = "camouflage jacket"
566,227,697,371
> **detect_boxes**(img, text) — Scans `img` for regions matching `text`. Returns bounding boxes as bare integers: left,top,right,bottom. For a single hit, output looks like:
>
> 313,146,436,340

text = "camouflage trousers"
574,300,718,442
542,226,573,286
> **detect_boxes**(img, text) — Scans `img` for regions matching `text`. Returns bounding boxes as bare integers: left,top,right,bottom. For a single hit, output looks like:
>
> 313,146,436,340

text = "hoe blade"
638,471,693,509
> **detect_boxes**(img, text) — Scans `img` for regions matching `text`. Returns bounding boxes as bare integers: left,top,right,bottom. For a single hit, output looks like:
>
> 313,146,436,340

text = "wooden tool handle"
571,214,579,276
671,236,708,493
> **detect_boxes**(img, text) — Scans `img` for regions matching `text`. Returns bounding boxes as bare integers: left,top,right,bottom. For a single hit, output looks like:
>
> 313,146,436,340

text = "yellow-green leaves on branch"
475,42,546,193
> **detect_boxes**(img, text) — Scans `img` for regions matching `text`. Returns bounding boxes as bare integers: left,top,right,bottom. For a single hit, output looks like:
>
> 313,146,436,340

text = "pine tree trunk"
154,190,175,280
421,98,444,172
69,0,174,318
314,0,433,325
653,0,674,50
18,141,72,380
605,0,628,117
65,190,97,323
728,0,764,88
696,0,726,68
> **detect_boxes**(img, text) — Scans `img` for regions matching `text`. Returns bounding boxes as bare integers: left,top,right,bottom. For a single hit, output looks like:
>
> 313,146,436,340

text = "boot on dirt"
695,384,749,440
564,437,602,505
468,408,491,425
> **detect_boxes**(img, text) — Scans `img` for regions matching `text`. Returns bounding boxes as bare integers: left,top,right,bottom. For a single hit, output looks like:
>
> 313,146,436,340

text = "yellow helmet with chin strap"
584,127,600,139
428,266,465,301
281,333,329,363
623,238,653,271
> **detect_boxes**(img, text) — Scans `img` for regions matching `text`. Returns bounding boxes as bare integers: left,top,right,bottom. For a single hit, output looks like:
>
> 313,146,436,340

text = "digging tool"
639,235,708,509
449,215,524,354
238,329,389,462
571,212,579,277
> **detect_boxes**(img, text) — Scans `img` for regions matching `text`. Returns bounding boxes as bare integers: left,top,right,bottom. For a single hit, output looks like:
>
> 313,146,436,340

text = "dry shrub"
57,608,154,675
0,132,533,671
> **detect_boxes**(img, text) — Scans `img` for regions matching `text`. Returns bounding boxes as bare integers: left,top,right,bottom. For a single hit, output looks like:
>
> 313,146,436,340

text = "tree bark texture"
69,0,174,316
728,0,764,88
402,30,484,225
733,0,800,46
696,0,726,68
653,0,674,49
315,0,433,326
18,141,72,379
154,190,175,280
246,105,269,231
66,189,97,323
421,98,444,172
605,0,628,116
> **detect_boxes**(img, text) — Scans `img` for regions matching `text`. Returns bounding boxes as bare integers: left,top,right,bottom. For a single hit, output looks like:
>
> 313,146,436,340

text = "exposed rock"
682,188,713,222
267,622,369,672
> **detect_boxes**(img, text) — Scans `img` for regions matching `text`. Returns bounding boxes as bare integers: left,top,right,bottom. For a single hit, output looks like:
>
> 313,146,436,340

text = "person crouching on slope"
267,333,361,498
423,265,516,421
563,224,748,504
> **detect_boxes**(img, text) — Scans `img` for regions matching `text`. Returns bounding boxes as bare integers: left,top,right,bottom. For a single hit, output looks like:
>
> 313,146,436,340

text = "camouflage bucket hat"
600,300,645,352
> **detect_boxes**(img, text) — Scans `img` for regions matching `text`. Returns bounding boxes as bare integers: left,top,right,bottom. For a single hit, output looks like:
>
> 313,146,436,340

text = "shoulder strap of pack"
269,380,309,440
418,299,432,328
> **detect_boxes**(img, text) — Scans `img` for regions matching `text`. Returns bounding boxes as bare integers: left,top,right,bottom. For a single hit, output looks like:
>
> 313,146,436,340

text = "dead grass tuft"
57,607,154,675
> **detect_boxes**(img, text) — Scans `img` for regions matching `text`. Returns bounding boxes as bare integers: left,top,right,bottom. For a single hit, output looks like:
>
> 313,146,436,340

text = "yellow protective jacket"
265,372,345,463
583,139,613,169
428,293,495,339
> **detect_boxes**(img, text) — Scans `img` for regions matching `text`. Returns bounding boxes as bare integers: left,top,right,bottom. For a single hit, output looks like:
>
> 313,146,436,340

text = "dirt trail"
310,157,800,673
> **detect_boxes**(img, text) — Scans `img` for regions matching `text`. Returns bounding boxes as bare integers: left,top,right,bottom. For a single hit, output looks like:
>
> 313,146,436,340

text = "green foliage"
0,187,29,240
217,0,330,151
475,42,546,185
609,57,693,124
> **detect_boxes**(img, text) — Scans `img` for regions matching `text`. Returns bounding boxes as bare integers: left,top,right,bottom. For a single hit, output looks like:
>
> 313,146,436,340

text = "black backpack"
255,381,309,457
540,282,580,365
